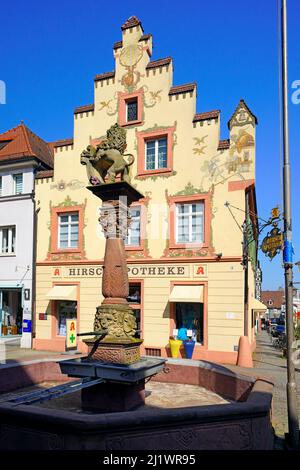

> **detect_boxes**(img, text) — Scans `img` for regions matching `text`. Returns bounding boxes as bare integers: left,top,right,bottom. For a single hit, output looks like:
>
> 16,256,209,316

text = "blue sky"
0,0,299,290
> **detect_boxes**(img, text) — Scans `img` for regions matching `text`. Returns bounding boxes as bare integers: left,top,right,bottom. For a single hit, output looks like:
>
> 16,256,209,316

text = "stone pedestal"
85,182,144,362
84,337,143,365
82,380,145,413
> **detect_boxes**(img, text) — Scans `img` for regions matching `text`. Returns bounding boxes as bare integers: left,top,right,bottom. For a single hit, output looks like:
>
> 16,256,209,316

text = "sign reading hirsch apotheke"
261,227,283,260
52,264,208,279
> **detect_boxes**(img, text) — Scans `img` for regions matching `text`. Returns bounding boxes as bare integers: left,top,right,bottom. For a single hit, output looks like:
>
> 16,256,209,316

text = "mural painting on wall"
99,93,119,116
98,87,162,118
199,129,254,191
119,44,144,92
142,87,162,108
226,129,254,174
50,180,86,191
193,135,208,156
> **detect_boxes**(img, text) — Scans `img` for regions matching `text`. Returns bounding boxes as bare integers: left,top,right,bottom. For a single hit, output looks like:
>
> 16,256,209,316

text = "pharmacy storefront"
34,261,244,364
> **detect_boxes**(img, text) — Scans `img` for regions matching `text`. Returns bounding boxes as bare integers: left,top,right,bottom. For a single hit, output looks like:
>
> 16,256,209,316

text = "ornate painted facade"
33,17,261,363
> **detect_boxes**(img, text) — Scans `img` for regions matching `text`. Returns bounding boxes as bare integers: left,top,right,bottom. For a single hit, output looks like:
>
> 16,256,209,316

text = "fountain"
0,124,274,450
60,124,166,412
59,181,166,412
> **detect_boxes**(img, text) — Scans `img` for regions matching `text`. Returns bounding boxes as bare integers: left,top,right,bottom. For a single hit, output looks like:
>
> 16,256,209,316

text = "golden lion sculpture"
80,123,135,185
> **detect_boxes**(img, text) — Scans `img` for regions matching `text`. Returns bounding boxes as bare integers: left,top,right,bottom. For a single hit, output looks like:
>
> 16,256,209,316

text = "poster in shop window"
66,319,77,350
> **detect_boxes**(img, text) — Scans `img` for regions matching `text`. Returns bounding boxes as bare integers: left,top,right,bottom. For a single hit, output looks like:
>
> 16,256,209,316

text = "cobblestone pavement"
252,330,300,438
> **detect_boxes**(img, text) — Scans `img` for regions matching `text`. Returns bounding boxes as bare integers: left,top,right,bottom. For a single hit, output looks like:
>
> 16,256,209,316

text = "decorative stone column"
84,181,144,365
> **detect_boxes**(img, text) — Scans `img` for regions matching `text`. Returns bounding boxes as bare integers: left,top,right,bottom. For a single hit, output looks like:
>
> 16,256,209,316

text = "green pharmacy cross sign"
66,319,77,350
261,227,283,260
69,334,75,344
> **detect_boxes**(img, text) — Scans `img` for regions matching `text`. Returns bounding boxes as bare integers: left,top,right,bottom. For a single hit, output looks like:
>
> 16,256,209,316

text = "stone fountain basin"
59,356,166,383
0,358,274,450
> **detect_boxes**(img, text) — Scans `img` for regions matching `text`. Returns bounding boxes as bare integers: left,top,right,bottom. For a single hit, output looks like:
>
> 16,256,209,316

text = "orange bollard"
236,336,253,368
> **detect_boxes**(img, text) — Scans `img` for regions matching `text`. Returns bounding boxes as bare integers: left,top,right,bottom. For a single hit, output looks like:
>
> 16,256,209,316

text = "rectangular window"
126,98,138,122
176,202,204,244
145,138,167,170
125,206,141,246
13,174,23,194
58,212,79,249
0,226,16,254
127,283,142,339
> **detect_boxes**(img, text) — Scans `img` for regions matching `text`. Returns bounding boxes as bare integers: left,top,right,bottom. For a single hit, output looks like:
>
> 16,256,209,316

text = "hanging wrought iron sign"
261,227,283,260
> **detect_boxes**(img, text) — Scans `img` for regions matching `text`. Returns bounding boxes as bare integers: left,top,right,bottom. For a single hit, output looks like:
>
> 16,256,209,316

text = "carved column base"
84,338,143,365
85,303,142,364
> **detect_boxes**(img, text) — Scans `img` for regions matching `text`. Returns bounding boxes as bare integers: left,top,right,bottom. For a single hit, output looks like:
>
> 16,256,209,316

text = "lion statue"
80,123,135,185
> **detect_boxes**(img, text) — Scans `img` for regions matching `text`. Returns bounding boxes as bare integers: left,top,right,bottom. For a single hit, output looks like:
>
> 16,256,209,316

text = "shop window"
175,302,204,344
145,137,167,170
13,173,23,194
58,212,79,249
126,98,138,122
0,226,16,254
176,202,204,244
57,300,77,336
0,289,22,336
125,206,141,247
127,283,142,338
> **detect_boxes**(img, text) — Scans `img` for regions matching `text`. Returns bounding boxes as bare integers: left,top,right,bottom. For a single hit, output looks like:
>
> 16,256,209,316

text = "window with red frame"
126,98,138,123
58,212,79,249
175,202,204,244
145,137,168,171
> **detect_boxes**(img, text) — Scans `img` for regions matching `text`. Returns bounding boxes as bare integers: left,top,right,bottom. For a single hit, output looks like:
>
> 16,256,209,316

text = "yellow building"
34,16,261,363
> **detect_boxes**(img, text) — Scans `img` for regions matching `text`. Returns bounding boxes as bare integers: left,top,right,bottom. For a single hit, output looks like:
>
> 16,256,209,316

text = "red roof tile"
218,139,230,150
146,57,172,69
53,138,73,148
169,83,196,95
35,169,54,179
0,123,53,168
74,104,94,114
193,110,220,122
113,34,152,50
94,71,115,82
261,291,285,310
121,16,143,31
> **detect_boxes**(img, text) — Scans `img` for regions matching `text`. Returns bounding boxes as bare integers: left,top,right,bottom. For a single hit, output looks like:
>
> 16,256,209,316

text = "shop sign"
261,228,283,260
193,265,208,278
53,265,192,279
66,319,77,350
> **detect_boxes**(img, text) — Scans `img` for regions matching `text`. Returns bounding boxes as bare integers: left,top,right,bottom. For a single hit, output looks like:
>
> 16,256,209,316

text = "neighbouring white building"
0,122,53,347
